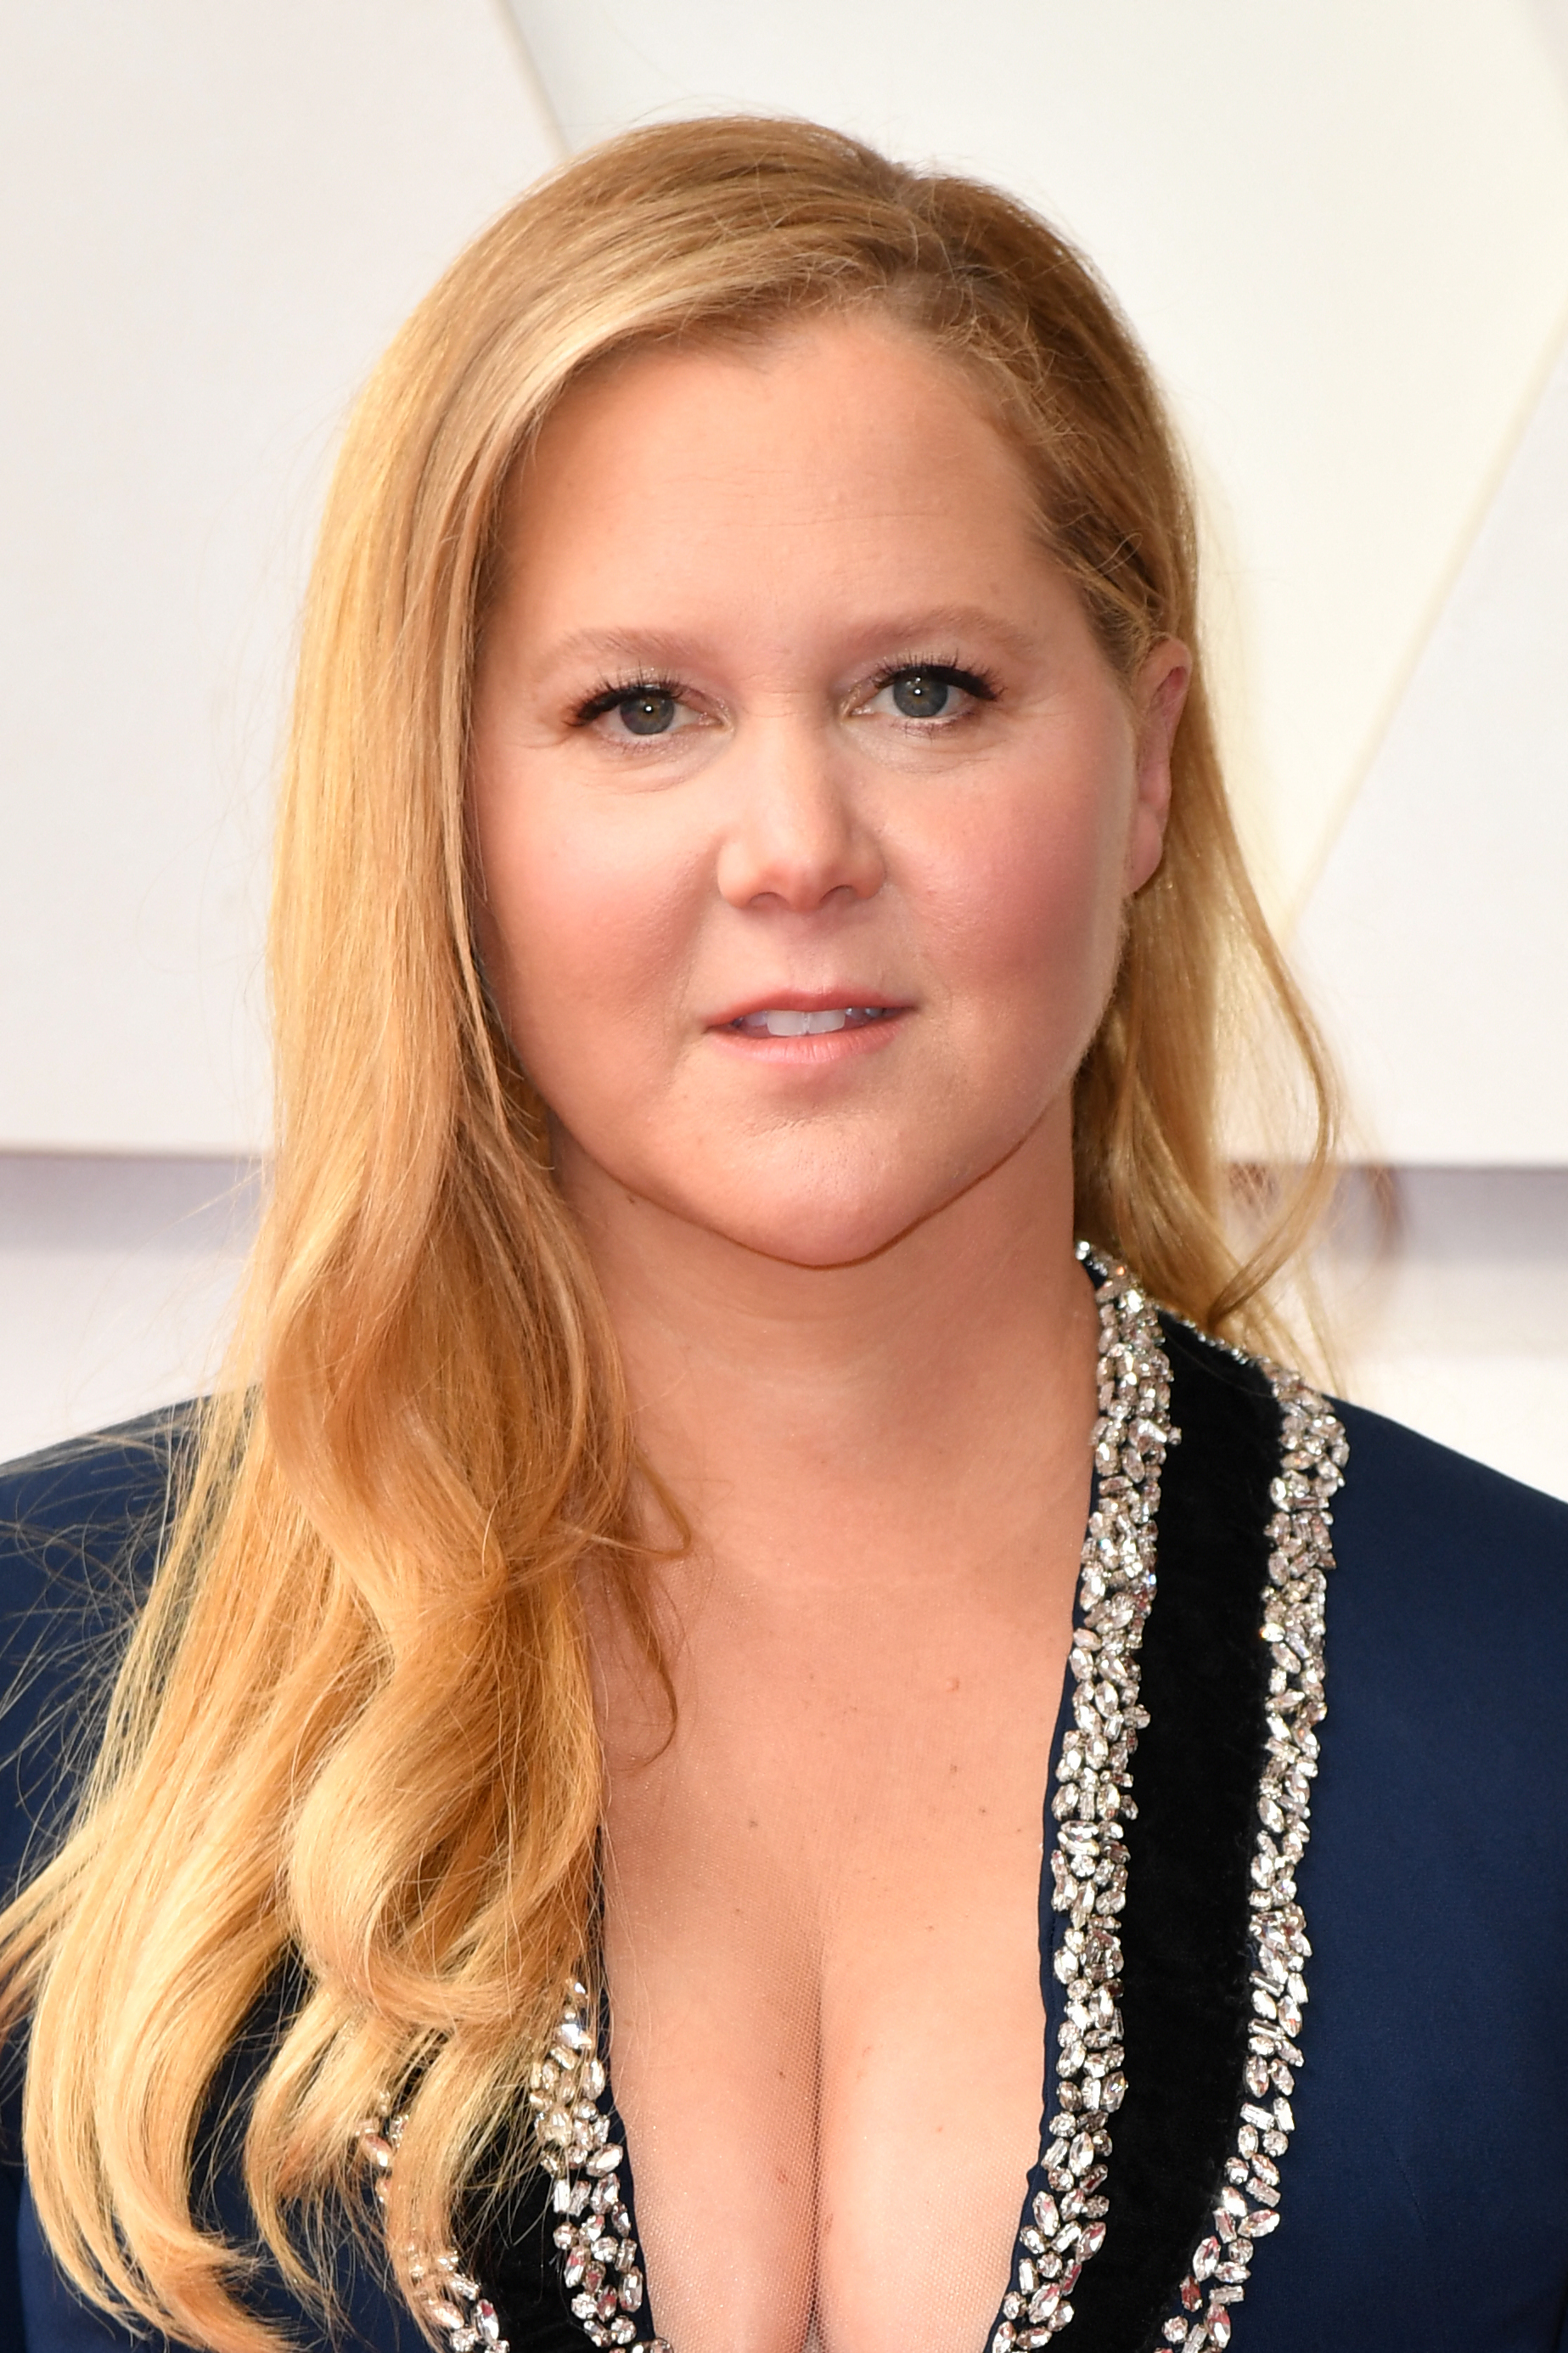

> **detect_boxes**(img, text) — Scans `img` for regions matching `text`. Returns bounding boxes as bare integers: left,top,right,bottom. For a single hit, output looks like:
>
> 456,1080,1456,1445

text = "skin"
471,314,1188,2353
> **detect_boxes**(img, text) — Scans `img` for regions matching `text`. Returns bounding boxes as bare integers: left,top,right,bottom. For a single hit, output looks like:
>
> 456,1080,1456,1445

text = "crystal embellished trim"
354,2111,509,2350
527,1980,669,2350
1154,1360,1345,2353
990,1249,1172,2350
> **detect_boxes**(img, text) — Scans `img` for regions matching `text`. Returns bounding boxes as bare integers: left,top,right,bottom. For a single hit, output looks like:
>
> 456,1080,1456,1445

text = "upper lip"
706,988,908,1028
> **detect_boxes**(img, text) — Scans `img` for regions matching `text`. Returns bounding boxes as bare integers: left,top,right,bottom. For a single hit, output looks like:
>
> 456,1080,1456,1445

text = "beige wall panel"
0,0,559,1152
1294,326,1568,1163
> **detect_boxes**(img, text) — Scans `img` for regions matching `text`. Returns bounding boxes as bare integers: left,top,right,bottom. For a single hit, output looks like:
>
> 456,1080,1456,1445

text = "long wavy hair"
0,115,1334,2348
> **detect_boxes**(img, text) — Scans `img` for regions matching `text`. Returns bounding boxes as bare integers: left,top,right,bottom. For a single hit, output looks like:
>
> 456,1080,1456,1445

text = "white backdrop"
2,0,1565,1489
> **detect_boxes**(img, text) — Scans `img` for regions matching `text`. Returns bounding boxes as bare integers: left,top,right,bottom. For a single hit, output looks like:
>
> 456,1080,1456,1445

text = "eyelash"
569,658,1001,730
570,675,683,728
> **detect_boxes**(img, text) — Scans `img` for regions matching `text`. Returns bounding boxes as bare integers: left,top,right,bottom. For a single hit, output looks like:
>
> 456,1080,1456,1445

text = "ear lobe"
1125,640,1190,893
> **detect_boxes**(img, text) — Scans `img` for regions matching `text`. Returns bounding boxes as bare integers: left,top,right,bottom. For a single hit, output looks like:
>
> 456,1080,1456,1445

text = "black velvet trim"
1061,1317,1282,2353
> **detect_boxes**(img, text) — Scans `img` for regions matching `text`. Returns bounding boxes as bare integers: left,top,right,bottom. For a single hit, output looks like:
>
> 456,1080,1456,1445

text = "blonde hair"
0,115,1334,2347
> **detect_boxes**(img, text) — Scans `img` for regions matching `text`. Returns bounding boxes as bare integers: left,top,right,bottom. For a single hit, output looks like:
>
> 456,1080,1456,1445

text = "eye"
615,688,679,736
574,681,705,741
862,664,996,724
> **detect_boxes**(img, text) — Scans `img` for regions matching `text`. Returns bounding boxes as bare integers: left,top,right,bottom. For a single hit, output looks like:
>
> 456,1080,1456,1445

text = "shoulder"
1329,1388,1568,1601
0,1408,200,1894
1312,1394,1568,1847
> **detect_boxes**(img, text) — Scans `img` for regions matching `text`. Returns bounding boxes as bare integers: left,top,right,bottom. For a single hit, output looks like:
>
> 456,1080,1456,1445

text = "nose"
714,720,885,913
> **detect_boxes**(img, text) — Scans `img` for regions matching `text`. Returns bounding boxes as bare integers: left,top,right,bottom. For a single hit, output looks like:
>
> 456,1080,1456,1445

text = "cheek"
472,780,700,1097
919,762,1129,1037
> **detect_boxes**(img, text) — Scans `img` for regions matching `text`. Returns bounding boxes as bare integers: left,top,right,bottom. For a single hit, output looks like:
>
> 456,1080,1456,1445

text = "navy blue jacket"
3,1326,1566,2350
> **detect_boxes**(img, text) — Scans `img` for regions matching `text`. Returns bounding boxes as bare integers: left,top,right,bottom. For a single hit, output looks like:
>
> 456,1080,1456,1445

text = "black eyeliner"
869,657,1000,703
570,675,683,728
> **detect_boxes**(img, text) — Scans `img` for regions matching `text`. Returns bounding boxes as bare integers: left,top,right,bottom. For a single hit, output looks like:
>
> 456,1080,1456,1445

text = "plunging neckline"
584,1509,1091,2353
425,1297,1343,2353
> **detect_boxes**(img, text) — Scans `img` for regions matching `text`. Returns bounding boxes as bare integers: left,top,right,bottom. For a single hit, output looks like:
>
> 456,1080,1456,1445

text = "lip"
704,988,912,1064
705,988,908,1029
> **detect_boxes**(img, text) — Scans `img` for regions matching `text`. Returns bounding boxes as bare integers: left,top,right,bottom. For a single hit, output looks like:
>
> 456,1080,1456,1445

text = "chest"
597,1580,1074,2353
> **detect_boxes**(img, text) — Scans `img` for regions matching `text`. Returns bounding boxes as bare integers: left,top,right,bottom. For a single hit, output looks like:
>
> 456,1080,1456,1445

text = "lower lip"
705,1010,909,1065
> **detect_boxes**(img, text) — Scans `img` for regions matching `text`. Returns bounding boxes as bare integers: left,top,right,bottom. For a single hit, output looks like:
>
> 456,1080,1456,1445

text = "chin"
689,1175,953,1270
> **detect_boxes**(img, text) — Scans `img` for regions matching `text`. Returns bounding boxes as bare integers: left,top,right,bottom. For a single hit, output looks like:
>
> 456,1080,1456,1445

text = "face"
470,315,1186,1269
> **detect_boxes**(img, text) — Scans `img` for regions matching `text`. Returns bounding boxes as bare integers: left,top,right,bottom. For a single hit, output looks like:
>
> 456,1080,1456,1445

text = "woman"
1,116,1565,2353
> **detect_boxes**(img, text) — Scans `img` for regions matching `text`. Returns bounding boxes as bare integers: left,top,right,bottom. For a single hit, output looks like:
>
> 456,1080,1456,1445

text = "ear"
1124,638,1190,893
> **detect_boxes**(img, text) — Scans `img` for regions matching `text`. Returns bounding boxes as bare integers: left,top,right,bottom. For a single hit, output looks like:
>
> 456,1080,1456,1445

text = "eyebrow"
531,605,1047,678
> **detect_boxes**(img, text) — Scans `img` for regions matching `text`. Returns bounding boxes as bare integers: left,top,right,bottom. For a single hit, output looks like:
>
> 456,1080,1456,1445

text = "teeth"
774,1009,844,1036
733,1007,890,1037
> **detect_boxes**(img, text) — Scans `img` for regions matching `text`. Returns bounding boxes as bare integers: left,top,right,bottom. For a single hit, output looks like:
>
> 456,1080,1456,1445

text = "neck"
562,1104,1099,1596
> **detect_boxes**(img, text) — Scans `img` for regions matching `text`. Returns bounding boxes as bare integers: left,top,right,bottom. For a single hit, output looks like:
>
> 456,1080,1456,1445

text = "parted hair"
0,115,1332,2347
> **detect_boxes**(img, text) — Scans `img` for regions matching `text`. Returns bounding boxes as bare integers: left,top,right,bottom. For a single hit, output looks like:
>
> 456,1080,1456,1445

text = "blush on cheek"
473,824,696,1117
933,785,1128,1055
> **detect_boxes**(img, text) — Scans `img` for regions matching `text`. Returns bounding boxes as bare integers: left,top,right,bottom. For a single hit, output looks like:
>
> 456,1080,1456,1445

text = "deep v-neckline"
444,1298,1342,2353
582,1572,1088,2353
570,1281,1120,2353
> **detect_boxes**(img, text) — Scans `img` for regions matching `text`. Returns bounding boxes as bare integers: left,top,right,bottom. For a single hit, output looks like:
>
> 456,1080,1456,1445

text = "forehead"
497,314,1043,586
